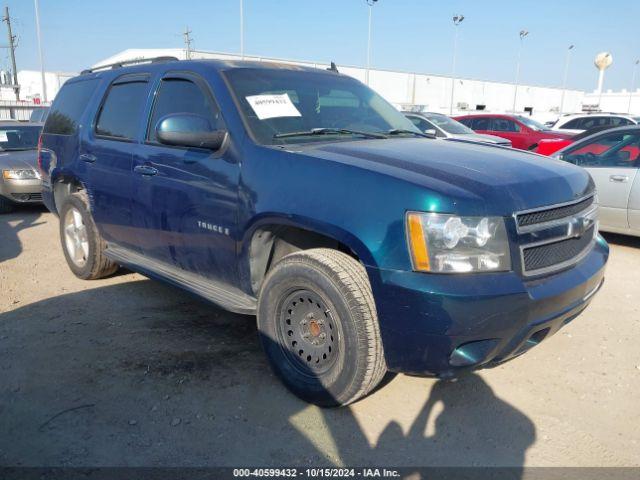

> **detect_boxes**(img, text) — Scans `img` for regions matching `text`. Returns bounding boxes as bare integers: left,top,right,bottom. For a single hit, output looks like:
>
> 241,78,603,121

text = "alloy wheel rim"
64,207,89,268
277,289,340,376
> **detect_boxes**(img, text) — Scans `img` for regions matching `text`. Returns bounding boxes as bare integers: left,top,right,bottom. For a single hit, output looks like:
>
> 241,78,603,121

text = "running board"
105,245,257,315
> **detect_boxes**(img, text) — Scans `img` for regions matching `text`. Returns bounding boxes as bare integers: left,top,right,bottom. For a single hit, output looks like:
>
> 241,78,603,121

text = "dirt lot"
1,205,639,468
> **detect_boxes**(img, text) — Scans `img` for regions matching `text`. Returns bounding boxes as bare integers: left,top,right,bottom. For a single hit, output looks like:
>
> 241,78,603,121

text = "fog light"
449,339,500,367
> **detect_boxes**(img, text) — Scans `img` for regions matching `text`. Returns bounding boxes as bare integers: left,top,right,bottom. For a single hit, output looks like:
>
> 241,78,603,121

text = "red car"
536,126,614,156
454,114,573,151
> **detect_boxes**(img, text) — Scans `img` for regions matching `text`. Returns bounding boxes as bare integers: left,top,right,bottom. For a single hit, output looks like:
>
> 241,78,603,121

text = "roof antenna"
327,61,339,73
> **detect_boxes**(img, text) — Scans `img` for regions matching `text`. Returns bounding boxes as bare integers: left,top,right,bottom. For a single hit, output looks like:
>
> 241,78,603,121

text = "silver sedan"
553,125,640,237
0,121,43,213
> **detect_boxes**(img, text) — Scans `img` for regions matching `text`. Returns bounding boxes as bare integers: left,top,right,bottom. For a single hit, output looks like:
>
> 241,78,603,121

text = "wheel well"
249,225,359,294
53,177,85,212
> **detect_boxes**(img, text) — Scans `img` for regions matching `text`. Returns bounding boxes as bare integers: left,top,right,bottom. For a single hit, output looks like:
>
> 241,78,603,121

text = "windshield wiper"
387,129,434,138
274,127,387,140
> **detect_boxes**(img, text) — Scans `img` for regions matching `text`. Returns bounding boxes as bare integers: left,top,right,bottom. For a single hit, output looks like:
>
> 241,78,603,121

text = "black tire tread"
269,248,386,405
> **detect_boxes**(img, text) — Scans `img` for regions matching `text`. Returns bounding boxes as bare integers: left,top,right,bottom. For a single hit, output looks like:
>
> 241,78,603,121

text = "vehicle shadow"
0,279,534,471
0,205,47,263
601,232,640,249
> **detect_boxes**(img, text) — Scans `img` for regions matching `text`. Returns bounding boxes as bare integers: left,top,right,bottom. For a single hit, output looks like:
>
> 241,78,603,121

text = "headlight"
406,212,511,273
2,169,39,180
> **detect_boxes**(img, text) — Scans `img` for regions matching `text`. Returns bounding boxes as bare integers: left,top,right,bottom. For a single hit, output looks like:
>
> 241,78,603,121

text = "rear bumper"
366,236,609,376
0,178,43,203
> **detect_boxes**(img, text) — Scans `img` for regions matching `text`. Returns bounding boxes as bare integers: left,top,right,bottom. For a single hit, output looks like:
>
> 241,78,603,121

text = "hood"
0,149,38,170
293,138,593,215
449,133,511,145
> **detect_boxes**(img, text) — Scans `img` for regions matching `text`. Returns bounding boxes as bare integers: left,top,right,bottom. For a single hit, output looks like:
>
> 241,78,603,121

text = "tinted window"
562,118,584,129
610,117,633,127
472,117,491,130
148,78,223,143
43,79,98,135
491,118,519,132
0,125,42,150
95,80,148,140
407,116,434,133
580,117,610,130
562,131,640,168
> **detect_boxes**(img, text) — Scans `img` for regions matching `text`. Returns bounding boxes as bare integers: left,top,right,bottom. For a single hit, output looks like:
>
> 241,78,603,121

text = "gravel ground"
1,205,639,468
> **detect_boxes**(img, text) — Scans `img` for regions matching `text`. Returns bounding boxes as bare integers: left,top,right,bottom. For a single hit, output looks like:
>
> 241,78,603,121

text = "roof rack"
81,56,179,75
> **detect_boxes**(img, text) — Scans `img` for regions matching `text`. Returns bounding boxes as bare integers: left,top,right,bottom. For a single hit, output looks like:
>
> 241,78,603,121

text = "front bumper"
0,178,43,203
366,236,609,377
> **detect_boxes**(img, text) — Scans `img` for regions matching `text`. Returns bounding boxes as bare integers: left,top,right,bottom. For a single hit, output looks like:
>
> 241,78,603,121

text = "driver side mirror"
156,113,226,151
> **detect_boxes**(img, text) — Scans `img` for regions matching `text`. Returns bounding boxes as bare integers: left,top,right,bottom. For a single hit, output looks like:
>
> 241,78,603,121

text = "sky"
2,0,639,93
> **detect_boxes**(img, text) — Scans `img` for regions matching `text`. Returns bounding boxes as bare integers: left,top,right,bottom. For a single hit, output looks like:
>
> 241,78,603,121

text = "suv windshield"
516,115,548,131
425,113,474,134
0,125,41,151
224,68,420,145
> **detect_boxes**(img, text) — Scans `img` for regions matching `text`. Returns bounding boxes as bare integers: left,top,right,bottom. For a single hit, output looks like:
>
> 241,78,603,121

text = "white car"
551,113,639,134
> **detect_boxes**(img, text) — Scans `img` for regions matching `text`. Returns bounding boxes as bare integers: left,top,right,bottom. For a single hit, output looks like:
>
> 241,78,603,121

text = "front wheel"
257,248,387,407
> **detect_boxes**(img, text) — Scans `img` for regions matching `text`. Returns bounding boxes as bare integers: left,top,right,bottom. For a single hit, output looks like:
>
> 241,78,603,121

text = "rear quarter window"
43,79,99,135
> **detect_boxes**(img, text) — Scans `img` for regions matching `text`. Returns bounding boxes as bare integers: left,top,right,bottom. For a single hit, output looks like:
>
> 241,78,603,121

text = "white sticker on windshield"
246,93,301,120
0,131,7,142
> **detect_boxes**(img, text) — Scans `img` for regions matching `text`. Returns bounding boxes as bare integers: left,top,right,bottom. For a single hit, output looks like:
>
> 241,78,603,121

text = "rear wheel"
0,196,15,214
59,192,118,280
257,248,386,407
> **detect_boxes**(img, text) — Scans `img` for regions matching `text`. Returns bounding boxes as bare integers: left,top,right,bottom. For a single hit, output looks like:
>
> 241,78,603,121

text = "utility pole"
365,0,378,86
3,6,19,100
183,27,193,60
559,44,574,115
449,14,464,115
34,0,47,102
512,29,528,113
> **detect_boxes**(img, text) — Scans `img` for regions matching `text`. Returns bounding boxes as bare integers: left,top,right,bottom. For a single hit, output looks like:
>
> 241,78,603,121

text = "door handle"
79,153,97,163
134,165,158,176
609,175,629,183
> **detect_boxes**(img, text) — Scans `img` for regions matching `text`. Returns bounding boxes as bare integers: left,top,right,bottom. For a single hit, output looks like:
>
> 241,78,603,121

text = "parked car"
553,125,640,237
550,113,639,135
39,58,608,406
536,126,614,156
403,111,512,147
29,106,50,123
455,114,574,150
0,121,44,213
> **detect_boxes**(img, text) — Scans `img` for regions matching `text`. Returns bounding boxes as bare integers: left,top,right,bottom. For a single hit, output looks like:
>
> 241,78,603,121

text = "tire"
59,192,118,280
257,248,387,407
0,196,15,214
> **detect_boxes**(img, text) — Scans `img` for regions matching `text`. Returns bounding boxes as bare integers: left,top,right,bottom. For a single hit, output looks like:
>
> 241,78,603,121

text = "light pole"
559,44,574,115
365,0,378,85
449,14,464,115
240,0,244,59
629,60,639,114
512,30,528,113
34,0,47,102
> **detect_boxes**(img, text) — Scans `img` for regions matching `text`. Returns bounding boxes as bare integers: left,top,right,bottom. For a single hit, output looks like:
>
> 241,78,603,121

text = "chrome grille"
515,195,598,276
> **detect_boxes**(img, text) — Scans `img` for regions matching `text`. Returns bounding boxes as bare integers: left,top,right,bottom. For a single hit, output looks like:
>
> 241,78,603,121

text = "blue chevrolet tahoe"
38,57,608,406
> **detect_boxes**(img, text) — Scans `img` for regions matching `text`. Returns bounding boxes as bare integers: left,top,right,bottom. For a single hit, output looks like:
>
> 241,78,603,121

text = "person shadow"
0,278,535,475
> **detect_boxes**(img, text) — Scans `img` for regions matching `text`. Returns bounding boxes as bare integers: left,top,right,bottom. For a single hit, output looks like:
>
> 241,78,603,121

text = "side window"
408,116,433,133
562,118,584,130
43,79,99,135
147,77,224,143
562,132,640,168
473,117,491,130
492,119,519,132
580,116,609,130
95,80,149,140
610,117,633,127
457,117,473,128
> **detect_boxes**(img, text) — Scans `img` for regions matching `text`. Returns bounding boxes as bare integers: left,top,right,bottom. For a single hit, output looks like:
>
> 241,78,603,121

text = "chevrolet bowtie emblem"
567,216,593,238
